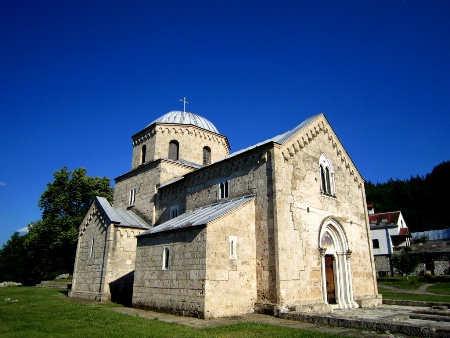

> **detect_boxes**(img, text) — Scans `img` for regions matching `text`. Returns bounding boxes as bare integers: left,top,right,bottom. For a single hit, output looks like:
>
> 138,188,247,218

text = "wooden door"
325,255,336,304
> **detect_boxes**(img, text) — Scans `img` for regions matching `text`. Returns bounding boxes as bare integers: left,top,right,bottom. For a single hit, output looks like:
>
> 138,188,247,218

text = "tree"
391,247,420,279
0,232,30,283
0,167,113,284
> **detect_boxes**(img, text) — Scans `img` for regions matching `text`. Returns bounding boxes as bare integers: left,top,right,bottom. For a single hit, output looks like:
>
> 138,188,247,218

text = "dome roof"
150,111,219,133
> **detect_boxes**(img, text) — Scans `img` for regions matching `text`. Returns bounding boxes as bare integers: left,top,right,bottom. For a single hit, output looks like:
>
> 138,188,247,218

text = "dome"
150,111,219,134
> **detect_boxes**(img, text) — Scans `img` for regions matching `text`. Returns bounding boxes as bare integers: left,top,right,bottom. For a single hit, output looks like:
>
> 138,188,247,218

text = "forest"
365,161,450,232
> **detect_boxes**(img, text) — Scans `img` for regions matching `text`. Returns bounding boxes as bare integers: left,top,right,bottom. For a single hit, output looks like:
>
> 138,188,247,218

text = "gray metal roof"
149,111,219,134
411,229,450,241
96,197,151,229
224,114,320,159
137,195,255,236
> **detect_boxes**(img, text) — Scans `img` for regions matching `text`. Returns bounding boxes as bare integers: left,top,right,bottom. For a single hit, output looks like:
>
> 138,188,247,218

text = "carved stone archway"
318,218,359,309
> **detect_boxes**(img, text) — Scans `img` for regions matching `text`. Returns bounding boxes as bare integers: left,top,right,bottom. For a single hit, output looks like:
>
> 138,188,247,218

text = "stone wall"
114,160,196,225
70,201,144,303
434,261,449,275
70,202,111,301
204,200,257,318
374,255,392,276
133,199,257,319
133,227,207,318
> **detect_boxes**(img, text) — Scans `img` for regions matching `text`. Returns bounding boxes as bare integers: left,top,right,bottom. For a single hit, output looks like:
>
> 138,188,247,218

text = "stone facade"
273,120,378,309
133,199,257,318
69,198,148,304
70,110,381,317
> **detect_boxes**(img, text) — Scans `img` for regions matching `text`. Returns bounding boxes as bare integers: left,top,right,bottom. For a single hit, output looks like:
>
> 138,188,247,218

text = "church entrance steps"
410,309,450,322
278,304,450,338
382,298,450,308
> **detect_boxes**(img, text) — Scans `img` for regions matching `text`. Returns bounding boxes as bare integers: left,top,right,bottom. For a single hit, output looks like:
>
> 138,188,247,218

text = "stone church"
69,107,381,318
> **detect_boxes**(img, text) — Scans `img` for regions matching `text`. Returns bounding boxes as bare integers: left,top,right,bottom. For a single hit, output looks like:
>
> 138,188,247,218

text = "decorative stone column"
319,247,327,303
345,249,359,308
334,253,342,307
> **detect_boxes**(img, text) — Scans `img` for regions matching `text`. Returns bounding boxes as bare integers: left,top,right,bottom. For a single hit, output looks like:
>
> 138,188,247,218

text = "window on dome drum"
319,154,335,196
169,205,179,219
140,145,146,164
129,187,136,206
219,181,229,199
372,239,380,249
203,146,211,165
162,246,170,270
168,141,179,160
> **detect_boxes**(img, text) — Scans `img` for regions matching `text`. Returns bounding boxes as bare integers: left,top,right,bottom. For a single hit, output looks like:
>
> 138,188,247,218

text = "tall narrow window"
320,165,326,192
170,205,179,219
325,167,331,193
162,247,170,270
203,146,211,165
129,187,136,206
168,141,179,160
229,236,237,259
140,145,146,164
319,154,335,196
219,181,229,199
89,238,94,258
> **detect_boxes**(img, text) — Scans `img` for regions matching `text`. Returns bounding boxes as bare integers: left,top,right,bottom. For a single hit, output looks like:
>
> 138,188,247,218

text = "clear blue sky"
1,0,449,246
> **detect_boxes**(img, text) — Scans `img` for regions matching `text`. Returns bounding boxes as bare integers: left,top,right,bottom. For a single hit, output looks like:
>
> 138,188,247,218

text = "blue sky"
1,0,449,246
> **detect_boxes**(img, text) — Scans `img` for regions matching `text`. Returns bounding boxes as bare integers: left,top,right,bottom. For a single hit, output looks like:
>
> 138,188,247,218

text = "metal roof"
137,195,255,236
96,196,151,229
224,114,321,159
149,111,219,134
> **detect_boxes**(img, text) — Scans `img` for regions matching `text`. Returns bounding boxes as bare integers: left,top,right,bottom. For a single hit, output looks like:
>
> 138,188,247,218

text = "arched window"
140,144,146,164
89,238,95,258
162,246,170,270
319,154,335,196
219,181,229,199
203,146,211,165
168,141,179,160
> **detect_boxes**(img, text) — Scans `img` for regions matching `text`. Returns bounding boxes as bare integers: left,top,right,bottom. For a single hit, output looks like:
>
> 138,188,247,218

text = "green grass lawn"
0,287,344,338
377,276,450,302
427,282,450,295
376,276,426,290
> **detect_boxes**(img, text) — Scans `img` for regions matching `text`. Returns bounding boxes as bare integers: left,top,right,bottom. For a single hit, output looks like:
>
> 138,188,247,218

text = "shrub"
411,235,429,244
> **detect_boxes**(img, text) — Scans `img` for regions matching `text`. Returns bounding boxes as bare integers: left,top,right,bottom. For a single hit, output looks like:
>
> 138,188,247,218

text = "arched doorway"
318,218,359,309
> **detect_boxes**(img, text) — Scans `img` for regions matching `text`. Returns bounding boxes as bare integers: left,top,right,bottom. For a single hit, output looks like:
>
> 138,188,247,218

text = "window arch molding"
319,154,335,196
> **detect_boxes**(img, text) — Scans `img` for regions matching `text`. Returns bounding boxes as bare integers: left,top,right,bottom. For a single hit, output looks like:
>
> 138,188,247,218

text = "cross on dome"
180,97,189,112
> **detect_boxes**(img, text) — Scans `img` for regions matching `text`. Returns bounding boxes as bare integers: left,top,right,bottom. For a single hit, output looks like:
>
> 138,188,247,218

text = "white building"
369,209,410,276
